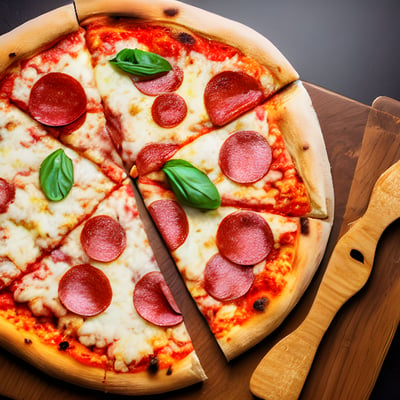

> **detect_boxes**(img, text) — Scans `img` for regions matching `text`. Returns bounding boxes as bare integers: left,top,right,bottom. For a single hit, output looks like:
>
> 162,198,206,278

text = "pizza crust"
218,217,332,360
0,315,206,395
76,0,298,88
0,5,79,73
0,0,334,394
266,81,334,220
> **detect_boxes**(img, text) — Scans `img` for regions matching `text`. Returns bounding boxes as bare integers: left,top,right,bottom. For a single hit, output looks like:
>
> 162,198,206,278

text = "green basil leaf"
162,159,221,210
39,149,74,201
110,48,172,77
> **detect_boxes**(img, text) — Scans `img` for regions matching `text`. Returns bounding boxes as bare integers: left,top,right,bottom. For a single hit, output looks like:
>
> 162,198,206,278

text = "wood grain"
300,96,400,400
250,160,400,399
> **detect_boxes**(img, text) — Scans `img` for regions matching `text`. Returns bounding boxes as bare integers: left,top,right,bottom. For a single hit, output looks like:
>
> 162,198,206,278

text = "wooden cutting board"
300,95,400,400
0,85,397,400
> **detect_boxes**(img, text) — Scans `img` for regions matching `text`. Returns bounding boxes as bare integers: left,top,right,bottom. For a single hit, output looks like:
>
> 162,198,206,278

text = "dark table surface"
0,1,398,399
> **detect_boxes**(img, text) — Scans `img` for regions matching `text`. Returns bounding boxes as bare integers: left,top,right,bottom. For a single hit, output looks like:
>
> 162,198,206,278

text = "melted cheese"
175,206,298,282
139,176,299,284
0,259,21,289
0,101,116,272
94,36,276,168
12,182,190,371
169,105,295,209
8,29,123,174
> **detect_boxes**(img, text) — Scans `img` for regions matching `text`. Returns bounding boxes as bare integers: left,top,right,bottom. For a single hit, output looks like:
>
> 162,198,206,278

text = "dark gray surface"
0,1,398,398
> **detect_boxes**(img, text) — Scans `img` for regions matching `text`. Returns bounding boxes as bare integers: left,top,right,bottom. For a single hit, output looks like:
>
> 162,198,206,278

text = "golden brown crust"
218,217,332,360
0,315,206,395
76,0,298,88
0,0,333,392
0,5,79,73
266,81,334,220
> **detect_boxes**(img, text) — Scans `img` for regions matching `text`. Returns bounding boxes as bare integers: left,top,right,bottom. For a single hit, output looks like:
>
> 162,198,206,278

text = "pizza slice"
82,13,298,170
0,99,119,289
0,1,335,395
2,180,206,394
137,179,331,360
0,27,125,183
133,82,332,219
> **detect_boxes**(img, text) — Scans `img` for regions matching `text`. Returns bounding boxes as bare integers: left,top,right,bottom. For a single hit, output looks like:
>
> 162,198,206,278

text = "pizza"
0,0,334,396
136,81,333,360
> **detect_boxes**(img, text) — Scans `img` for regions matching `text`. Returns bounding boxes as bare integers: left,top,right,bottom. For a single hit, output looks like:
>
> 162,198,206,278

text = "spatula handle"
250,321,322,399
249,296,340,399
250,213,383,399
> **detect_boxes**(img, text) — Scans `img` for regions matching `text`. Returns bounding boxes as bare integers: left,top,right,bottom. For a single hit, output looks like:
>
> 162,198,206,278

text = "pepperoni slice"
28,72,87,127
58,264,112,317
148,200,189,251
204,254,254,301
134,271,183,326
0,178,15,214
219,131,272,183
80,215,127,263
151,93,187,128
216,211,274,265
133,66,184,96
204,71,264,126
136,143,179,176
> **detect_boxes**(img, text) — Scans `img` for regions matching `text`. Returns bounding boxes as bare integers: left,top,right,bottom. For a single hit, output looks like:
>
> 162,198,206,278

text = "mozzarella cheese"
12,182,190,371
0,101,116,272
168,105,296,209
8,29,123,174
175,206,298,282
94,34,278,168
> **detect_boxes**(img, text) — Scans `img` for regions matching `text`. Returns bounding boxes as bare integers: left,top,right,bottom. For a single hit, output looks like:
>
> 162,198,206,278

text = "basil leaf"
162,159,221,210
39,149,74,201
110,48,172,77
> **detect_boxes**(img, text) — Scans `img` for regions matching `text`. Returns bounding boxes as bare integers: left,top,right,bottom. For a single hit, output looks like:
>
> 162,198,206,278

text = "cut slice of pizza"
0,99,120,289
0,27,125,183
133,82,332,219
0,1,335,395
2,180,206,394
81,11,298,170
134,78,333,360
137,178,332,360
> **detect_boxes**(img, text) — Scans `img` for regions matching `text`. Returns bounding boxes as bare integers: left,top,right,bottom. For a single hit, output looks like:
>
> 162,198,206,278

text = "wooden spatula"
250,159,400,400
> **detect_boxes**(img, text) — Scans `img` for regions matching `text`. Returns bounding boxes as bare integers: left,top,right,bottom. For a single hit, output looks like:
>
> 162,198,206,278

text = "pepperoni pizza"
0,0,333,395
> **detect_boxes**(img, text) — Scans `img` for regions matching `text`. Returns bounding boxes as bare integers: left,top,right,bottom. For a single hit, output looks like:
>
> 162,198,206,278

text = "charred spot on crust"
302,143,310,151
166,365,173,375
300,217,310,235
148,356,159,374
58,341,69,351
164,8,179,17
253,297,269,312
177,32,196,46
24,338,32,345
9,52,16,58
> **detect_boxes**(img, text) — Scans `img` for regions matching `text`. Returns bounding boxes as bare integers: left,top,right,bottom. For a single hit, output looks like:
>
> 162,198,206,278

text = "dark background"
0,0,398,398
